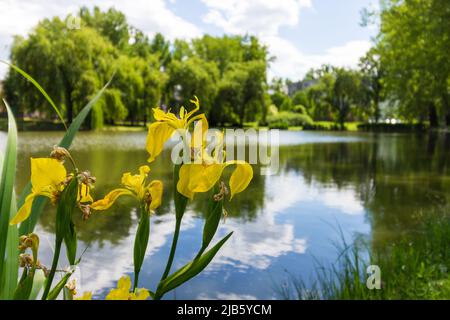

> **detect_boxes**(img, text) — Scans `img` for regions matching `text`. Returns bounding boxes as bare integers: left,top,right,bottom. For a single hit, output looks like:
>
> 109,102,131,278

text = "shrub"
266,111,313,129
291,104,307,114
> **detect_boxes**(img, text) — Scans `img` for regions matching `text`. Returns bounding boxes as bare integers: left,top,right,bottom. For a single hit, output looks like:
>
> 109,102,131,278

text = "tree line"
3,7,268,129
2,0,449,130
270,0,449,129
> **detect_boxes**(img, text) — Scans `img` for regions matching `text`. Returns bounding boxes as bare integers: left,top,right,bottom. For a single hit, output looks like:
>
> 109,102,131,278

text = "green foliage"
18,78,112,237
1,61,67,129
292,104,307,114
376,0,450,126
279,212,450,300
155,232,233,299
133,208,150,289
270,92,291,111
4,8,269,129
292,90,309,108
0,102,18,300
266,111,313,129
167,56,219,115
4,7,165,128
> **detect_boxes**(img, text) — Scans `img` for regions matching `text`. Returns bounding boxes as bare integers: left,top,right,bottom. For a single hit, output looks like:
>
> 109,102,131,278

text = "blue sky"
0,0,379,80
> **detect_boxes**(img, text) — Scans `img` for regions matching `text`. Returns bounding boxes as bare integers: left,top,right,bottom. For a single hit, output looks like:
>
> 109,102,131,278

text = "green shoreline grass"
278,211,450,300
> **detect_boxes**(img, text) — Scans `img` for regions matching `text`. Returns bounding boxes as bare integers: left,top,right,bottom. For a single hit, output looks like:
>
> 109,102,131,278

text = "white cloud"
0,0,201,78
265,36,372,80
0,0,374,82
201,0,372,80
198,292,258,300
0,0,200,40
202,0,312,36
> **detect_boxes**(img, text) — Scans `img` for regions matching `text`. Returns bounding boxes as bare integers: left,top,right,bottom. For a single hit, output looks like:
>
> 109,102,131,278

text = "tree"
292,90,308,109
4,8,167,128
359,49,384,122
4,16,117,124
302,66,364,127
79,6,130,50
375,0,450,127
167,56,219,115
332,68,362,129
168,35,269,125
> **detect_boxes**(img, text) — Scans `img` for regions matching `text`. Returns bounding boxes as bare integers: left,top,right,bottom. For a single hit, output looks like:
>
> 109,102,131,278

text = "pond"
2,129,450,299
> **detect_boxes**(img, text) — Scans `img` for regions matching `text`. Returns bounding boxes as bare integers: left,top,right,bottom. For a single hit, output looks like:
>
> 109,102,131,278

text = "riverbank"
0,118,439,133
279,210,450,300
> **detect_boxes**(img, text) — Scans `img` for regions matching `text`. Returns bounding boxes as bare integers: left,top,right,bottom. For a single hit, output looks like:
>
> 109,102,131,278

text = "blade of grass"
18,77,113,236
28,269,45,300
2,191,19,299
0,100,18,298
0,60,67,130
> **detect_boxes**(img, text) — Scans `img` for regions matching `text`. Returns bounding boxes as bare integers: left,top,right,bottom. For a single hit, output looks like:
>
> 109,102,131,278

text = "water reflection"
3,130,450,299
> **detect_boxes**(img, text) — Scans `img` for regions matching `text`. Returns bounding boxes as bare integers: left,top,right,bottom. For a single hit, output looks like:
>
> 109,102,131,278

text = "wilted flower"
50,145,71,162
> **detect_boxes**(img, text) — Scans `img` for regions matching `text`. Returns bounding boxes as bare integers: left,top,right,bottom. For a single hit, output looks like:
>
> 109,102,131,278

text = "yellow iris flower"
105,276,149,300
146,96,208,163
75,292,93,300
177,131,253,200
91,165,163,213
10,158,93,225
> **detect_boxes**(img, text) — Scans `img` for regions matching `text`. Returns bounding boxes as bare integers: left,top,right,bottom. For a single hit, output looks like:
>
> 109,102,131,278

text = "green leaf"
201,185,223,253
46,271,73,300
0,100,18,299
155,232,233,298
18,78,113,236
0,60,67,130
13,268,34,300
64,220,77,266
42,178,78,300
133,208,150,288
2,191,19,299
28,269,45,300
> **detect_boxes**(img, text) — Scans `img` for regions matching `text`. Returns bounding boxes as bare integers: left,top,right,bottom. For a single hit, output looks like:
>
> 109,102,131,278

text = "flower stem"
41,238,62,300
160,164,188,282
160,219,181,281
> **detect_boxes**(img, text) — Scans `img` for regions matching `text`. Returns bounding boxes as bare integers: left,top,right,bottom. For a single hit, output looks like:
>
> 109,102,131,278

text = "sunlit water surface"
2,129,449,299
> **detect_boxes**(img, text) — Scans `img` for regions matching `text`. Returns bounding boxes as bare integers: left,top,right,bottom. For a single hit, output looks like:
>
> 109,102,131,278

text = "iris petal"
91,188,134,211
177,164,225,199
227,161,253,199
10,193,35,225
146,122,175,163
148,180,163,210
30,158,66,193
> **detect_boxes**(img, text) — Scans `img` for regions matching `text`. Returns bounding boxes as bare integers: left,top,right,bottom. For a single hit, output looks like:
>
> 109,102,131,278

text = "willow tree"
112,54,167,125
4,16,117,124
166,56,219,115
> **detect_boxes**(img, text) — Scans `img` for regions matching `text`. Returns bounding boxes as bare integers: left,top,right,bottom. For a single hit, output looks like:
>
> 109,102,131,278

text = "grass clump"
278,211,450,300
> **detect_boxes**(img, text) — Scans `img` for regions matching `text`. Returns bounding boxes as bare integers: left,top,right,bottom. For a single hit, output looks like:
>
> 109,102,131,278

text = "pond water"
2,129,450,299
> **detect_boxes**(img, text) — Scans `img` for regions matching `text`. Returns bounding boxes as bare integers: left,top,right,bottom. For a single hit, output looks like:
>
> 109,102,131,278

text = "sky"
0,0,379,81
